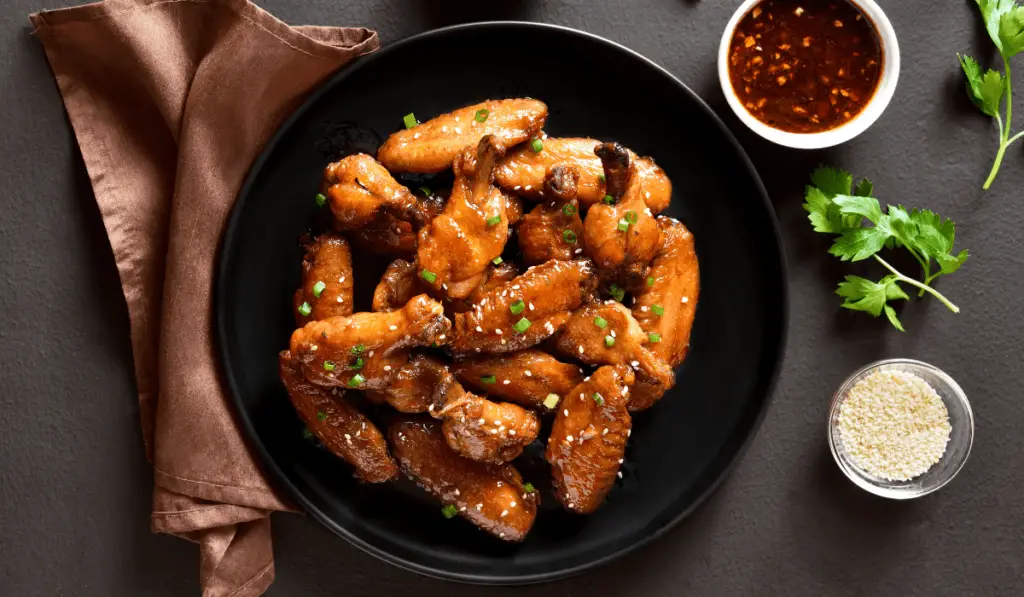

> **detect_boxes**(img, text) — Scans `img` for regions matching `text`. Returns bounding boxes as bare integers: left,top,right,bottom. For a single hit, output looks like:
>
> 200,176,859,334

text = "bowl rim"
717,0,902,149
826,358,974,499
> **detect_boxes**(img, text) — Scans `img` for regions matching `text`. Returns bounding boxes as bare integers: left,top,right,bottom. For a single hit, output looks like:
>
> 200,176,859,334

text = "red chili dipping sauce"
728,0,883,134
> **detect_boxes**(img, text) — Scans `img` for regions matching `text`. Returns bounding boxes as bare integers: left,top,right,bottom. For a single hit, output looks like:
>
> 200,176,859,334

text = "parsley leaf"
999,5,1024,56
977,0,1018,53
959,54,1005,116
804,186,845,233
836,275,909,317
853,178,874,198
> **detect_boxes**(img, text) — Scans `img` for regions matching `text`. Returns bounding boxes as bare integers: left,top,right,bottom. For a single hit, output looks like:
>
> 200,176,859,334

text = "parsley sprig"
959,0,1024,189
804,167,969,331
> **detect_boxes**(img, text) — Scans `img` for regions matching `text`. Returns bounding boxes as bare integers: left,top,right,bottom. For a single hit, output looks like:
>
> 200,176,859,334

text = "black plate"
217,22,787,585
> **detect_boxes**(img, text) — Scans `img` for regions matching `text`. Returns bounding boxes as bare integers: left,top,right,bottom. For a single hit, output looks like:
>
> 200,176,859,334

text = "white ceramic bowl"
717,0,900,149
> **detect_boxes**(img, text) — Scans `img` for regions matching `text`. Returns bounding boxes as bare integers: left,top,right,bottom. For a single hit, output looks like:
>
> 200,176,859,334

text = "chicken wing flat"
289,294,450,390
494,137,672,212
364,353,449,413
372,259,424,313
546,364,634,513
431,373,540,463
554,302,674,392
279,351,397,483
452,349,584,409
378,99,548,174
389,417,539,542
324,154,430,233
450,259,598,355
348,189,445,257
583,143,662,291
417,136,510,300
628,216,700,411
293,233,354,326
517,165,585,266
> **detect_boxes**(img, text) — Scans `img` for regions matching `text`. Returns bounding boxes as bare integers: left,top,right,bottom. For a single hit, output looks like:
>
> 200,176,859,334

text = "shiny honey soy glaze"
728,0,882,134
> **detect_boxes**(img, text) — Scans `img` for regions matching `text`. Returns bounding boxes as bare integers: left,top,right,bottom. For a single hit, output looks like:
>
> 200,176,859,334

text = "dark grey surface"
1,0,1021,595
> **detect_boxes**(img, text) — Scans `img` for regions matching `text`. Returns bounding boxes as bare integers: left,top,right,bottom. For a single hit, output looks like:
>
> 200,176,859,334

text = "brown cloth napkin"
30,1,378,594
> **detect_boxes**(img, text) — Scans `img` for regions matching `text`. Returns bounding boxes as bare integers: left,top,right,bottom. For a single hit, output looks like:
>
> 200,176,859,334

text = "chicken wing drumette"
289,294,450,390
546,364,634,513
364,353,450,413
347,188,445,257
452,349,583,409
389,417,539,542
495,137,672,212
378,99,548,173
293,232,354,326
582,143,662,291
324,154,431,231
279,351,397,483
516,164,585,266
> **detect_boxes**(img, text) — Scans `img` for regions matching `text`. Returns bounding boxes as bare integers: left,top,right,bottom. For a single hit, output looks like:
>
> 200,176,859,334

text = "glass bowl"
827,359,973,499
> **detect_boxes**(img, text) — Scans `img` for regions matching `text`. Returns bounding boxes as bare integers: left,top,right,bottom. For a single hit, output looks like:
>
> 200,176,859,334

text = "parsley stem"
873,255,960,314
983,58,1013,191
1009,130,1024,145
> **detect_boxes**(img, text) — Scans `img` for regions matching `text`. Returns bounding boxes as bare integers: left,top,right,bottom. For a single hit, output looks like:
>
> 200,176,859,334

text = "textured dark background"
2,0,1022,595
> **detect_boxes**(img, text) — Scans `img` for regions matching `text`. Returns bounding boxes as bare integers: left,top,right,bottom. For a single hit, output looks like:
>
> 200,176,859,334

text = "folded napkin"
30,1,378,594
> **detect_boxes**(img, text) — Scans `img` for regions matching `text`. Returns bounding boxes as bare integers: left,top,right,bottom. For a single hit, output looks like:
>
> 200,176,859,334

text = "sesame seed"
497,481,503,487
490,428,498,435
442,125,448,132
627,429,632,437
476,503,483,510
579,345,585,354
682,296,689,303
503,379,511,385
336,296,344,303
529,303,535,311
618,458,623,463
510,501,516,507
500,510,508,517
460,506,467,511
479,418,486,425
454,489,460,496
310,344,318,351
499,532,505,538
525,370,532,377
476,326,484,332
509,429,516,435
389,325,399,331
564,409,569,416
495,328,503,335
368,350,374,357
574,248,583,254
602,427,609,435
631,360,640,368
384,365,391,371
610,330,616,338
524,185,532,191
640,306,649,312
617,471,623,478
439,334,446,341
566,435,574,442
414,132,421,139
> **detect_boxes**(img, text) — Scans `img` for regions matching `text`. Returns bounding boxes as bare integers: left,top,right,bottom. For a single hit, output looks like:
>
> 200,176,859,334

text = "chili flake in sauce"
728,0,882,134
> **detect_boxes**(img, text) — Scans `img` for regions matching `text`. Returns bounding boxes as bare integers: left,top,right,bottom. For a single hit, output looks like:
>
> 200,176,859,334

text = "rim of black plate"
216,21,790,586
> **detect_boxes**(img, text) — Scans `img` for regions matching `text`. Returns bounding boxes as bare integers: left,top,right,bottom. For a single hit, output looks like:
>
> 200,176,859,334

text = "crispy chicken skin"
417,136,510,300
364,353,450,413
372,259,424,312
546,365,634,513
348,190,445,257
494,137,672,212
453,349,584,408
517,165,585,265
389,417,539,541
450,259,598,355
293,233,354,326
378,99,548,174
324,154,430,231
554,302,674,392
628,217,700,411
583,143,662,291
279,351,397,483
289,294,451,390
430,374,540,463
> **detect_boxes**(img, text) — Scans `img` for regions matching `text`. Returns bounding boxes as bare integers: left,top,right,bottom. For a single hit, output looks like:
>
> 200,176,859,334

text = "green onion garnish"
625,210,638,224
298,301,312,317
617,219,630,232
513,317,532,334
523,482,536,493
323,360,336,372
593,392,604,406
608,284,625,302
474,108,489,123
510,299,526,315
543,394,560,409
652,304,665,317
348,373,365,387
598,173,607,184
312,280,326,298
563,229,577,244
605,335,615,347
530,138,544,153
420,269,437,284
315,193,327,207
492,256,503,265
350,357,364,370
351,344,365,356
594,316,608,329
316,411,327,422
481,374,497,385
647,276,655,287
442,504,459,518
486,215,502,226
648,332,662,343
403,112,418,129
562,204,578,216
420,186,432,197
602,194,615,205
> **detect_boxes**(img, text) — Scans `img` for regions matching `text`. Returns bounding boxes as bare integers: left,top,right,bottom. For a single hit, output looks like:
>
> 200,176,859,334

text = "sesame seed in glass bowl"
827,359,974,499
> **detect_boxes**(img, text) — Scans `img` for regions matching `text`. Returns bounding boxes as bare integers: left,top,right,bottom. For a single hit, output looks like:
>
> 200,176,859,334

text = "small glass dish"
827,359,974,499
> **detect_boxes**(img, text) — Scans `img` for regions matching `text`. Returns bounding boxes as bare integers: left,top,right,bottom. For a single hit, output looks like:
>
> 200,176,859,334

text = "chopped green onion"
420,269,437,284
530,138,544,153
323,360,336,372
652,304,665,317
562,229,577,244
442,504,459,519
298,301,312,317
523,482,536,493
485,214,502,227
625,210,638,224
302,427,314,439
648,332,662,343
605,335,615,347
347,373,365,388
562,203,578,216
513,317,532,334
350,357,364,370
510,299,526,315
543,394,560,409
420,186,432,197
608,284,625,302
647,276,655,287
351,344,366,355
593,392,604,406
598,173,607,184
492,256,503,265
316,411,327,422
481,374,497,385
594,316,608,329
403,112,418,129
602,194,615,205
474,108,490,123
312,280,327,298
617,218,630,232
315,193,327,207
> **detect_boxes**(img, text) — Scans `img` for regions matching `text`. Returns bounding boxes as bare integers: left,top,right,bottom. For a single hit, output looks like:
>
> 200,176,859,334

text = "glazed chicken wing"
364,353,449,413
583,143,662,291
289,295,450,390
293,233,354,326
389,417,539,542
628,216,700,411
450,259,598,355
324,154,431,234
378,99,548,174
429,374,540,464
516,165,585,265
453,349,584,409
495,137,672,212
546,365,634,513
279,351,397,483
417,136,510,299
348,189,445,257
372,259,425,313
